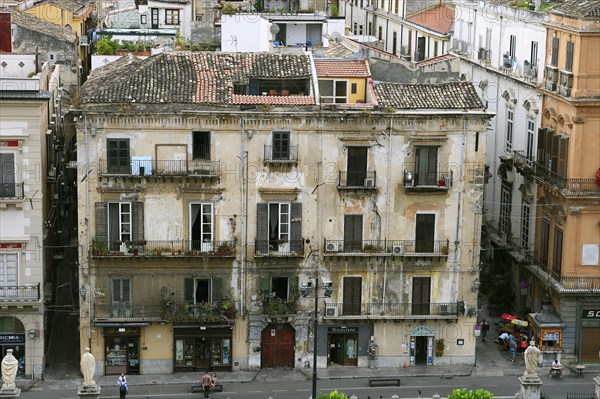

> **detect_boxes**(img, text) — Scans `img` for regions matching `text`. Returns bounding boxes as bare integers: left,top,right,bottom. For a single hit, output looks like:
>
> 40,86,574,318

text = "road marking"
273,389,288,392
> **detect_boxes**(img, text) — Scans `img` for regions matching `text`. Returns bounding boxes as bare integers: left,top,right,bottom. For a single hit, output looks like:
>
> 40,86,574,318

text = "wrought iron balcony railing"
338,171,377,189
92,239,236,258
254,240,304,257
323,302,459,319
264,145,298,164
0,183,24,199
403,169,452,191
512,150,535,172
324,239,449,257
0,283,40,302
93,303,164,321
164,301,236,324
98,159,220,177
532,162,600,196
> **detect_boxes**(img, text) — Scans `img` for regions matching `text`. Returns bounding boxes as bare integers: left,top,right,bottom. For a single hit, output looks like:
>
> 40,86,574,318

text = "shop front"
0,333,25,378
103,326,141,375
579,306,600,363
326,325,369,367
173,325,232,372
410,326,434,366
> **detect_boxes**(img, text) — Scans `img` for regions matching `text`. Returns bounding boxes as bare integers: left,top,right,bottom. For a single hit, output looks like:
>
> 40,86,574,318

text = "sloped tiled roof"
29,0,89,13
407,4,455,34
314,59,371,78
373,81,483,109
416,53,457,67
552,0,600,17
9,9,77,42
82,52,314,105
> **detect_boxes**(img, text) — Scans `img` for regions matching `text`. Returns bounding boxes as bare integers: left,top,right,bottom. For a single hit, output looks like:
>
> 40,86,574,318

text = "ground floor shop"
326,325,369,367
174,325,232,372
0,314,44,379
103,326,142,375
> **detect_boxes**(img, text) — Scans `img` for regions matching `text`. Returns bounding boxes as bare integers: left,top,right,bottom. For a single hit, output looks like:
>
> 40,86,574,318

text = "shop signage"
0,334,25,344
412,326,434,336
0,243,22,249
328,326,358,333
104,327,140,336
582,309,600,319
0,141,19,147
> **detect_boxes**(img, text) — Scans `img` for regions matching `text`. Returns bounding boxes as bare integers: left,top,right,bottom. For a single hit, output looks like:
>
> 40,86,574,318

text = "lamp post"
302,273,333,399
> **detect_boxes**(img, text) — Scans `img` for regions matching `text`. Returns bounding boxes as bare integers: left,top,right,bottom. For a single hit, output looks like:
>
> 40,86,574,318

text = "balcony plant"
441,245,449,255
523,60,531,76
503,53,512,68
215,241,235,256
435,338,445,356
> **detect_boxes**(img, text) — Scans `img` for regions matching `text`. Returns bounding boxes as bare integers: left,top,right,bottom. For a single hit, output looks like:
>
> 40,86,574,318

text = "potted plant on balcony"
503,53,512,68
523,60,531,76
435,338,445,357
441,245,449,255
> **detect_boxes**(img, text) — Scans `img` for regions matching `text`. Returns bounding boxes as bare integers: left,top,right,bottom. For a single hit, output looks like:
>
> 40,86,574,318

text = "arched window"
0,316,25,333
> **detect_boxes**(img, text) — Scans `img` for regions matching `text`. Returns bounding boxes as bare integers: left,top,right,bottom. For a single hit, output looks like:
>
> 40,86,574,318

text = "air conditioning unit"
364,178,375,187
326,242,339,252
325,303,338,317
392,245,404,256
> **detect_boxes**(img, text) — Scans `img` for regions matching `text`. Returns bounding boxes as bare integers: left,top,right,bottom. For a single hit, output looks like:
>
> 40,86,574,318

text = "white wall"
221,14,270,52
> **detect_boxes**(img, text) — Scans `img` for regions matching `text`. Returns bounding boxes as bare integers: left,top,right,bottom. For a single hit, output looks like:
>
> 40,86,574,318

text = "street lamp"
302,274,333,399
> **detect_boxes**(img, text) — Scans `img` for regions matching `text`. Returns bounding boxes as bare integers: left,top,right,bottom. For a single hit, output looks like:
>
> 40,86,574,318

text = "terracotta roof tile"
552,0,600,17
81,52,313,105
373,81,483,109
407,4,455,34
314,59,371,77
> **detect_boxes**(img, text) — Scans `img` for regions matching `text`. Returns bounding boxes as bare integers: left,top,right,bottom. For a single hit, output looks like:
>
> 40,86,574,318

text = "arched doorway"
261,323,295,368
0,316,25,377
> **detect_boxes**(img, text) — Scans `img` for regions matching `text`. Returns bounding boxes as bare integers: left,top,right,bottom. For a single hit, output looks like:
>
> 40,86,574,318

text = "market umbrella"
501,313,517,321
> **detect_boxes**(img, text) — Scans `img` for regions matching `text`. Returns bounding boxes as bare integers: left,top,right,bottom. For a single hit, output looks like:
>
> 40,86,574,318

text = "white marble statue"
80,347,96,386
1,349,18,390
524,341,541,377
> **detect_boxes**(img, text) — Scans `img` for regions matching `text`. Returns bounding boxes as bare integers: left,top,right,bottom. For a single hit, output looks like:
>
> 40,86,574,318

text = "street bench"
368,377,401,387
191,383,223,393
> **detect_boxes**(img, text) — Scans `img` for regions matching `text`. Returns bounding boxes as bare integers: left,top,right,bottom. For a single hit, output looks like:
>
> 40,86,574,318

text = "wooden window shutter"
95,202,108,243
288,275,299,297
132,201,144,241
558,137,568,178
536,128,547,164
550,134,559,173
183,278,195,304
290,202,302,253
260,276,271,296
256,203,268,253
212,277,222,302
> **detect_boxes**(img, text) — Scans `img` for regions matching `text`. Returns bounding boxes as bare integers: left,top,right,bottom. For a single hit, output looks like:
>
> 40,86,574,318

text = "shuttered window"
107,139,130,174
412,276,431,315
256,202,302,253
95,202,144,250
0,153,15,197
551,36,559,67
540,218,550,267
415,146,438,185
190,203,213,248
558,136,568,178
272,131,290,160
112,278,131,304
565,41,574,72
184,277,222,304
344,215,363,252
415,214,435,253
342,276,362,316
552,227,563,278
193,131,210,160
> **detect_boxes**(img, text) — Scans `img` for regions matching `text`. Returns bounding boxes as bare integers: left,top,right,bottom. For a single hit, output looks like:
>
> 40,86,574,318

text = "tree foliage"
448,388,494,399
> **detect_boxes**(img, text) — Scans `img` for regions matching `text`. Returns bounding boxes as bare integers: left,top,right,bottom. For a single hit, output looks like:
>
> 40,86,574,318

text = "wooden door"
261,324,295,368
415,214,435,252
411,277,431,316
342,277,362,316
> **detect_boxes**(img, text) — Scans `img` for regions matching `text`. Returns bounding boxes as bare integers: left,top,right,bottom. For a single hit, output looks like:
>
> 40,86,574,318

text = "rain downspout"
453,115,468,308
381,120,393,306
84,114,92,350
240,117,246,318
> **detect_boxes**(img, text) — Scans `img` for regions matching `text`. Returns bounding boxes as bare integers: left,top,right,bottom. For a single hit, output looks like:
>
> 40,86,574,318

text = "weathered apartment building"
74,51,491,375
0,53,62,379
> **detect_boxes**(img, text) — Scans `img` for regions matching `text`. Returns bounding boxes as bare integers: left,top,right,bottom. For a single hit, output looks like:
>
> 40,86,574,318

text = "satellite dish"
270,24,280,35
331,31,342,43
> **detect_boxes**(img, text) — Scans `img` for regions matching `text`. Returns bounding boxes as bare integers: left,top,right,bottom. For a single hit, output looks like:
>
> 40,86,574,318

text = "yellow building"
525,0,600,365
25,0,93,81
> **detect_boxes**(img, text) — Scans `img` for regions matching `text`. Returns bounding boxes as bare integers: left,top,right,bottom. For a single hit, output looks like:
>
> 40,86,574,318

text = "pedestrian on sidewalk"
117,373,128,399
481,320,489,342
201,370,212,398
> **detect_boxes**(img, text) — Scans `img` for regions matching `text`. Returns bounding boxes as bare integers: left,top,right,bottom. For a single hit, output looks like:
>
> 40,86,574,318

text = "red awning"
501,313,517,321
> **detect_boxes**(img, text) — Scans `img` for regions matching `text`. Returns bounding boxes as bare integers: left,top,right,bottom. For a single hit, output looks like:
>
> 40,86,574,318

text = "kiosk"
528,306,564,366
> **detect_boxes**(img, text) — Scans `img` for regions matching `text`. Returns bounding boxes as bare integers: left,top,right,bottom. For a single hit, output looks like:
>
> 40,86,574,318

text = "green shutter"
212,277,223,302
132,201,144,241
184,278,195,304
260,276,271,296
288,275,299,297
95,202,108,247
256,203,268,253
290,202,302,253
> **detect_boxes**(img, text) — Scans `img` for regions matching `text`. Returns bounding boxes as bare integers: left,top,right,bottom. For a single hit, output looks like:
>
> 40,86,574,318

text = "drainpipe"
84,114,92,350
381,120,392,306
452,116,468,308
240,117,246,319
